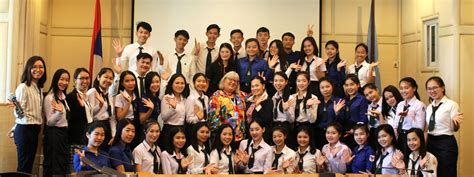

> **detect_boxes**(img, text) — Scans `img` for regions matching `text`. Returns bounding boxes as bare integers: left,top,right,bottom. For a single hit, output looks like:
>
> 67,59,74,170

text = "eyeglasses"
77,77,90,81
427,86,440,91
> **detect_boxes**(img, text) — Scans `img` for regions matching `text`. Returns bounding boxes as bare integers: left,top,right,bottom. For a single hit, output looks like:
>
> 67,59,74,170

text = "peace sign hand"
194,38,201,56
306,24,314,37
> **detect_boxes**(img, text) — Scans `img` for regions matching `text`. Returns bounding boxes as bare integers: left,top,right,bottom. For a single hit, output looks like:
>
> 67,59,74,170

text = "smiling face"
377,130,393,148
137,58,152,75
384,91,398,107
354,128,368,146
58,73,70,92
407,132,421,152
146,124,161,144
230,32,244,47
206,28,220,43
122,74,136,92
172,76,185,95
75,71,90,92
98,71,113,91
194,75,208,93
325,44,337,59
269,42,279,56
320,80,333,98
344,79,359,96
246,41,259,58
273,74,288,92
272,130,286,147
426,80,445,101
325,126,341,144
136,27,150,45
303,40,315,56
223,76,239,94
249,122,264,141
196,126,210,144
364,87,380,103
250,79,265,96
297,131,310,148
399,81,416,100
296,74,309,92
220,47,232,61
220,127,233,147
149,75,160,94
173,131,186,149
121,123,136,144
87,127,105,147
31,60,45,81
355,46,367,63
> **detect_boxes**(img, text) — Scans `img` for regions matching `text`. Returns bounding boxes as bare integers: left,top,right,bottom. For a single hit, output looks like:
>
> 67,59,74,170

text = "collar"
222,146,232,155
247,91,268,102
431,96,448,107
382,146,394,155
297,146,310,154
141,140,154,151
355,60,369,67
354,144,370,153
273,145,291,155
122,90,136,101
371,99,382,108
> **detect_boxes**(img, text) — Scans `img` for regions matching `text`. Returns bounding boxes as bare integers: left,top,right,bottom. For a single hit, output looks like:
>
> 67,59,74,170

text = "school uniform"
368,99,383,148
233,46,246,60
299,56,327,97
321,141,351,173
341,93,368,149
245,92,273,143
159,94,186,149
350,144,375,173
186,145,210,174
237,56,272,93
271,145,296,173
206,60,237,96
325,59,346,98
238,139,273,174
161,151,187,174
87,87,117,151
374,146,399,175
392,97,426,156
315,96,344,150
286,50,303,93
294,147,322,174
425,96,458,177
137,94,160,121
347,61,375,87
291,93,318,145
133,140,162,174
43,91,70,177
272,93,295,148
194,43,219,74
385,106,397,128
162,50,195,84
13,82,43,173
114,91,137,120
210,147,235,174
109,143,135,172
406,152,437,177
186,89,209,124
67,89,94,146
133,71,150,98
73,146,111,172
118,42,161,73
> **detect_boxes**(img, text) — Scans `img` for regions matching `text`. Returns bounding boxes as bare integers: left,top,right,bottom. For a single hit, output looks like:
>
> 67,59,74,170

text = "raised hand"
306,97,320,107
281,157,295,170
453,112,464,126
142,98,154,109
51,99,64,112
282,98,296,111
337,59,346,70
112,58,123,74
268,55,279,69
194,105,204,120
161,70,171,81
194,38,201,56
391,150,405,170
316,154,327,166
6,129,14,138
236,149,250,165
342,149,355,164
306,24,314,37
157,50,164,65
369,61,380,68
94,91,105,108
120,91,132,103
333,99,346,113
181,155,194,168
112,39,124,57
164,95,178,109
258,72,266,81
77,93,85,107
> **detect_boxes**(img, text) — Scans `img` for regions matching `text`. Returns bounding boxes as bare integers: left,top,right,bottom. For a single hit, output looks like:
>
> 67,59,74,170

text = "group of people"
8,21,463,177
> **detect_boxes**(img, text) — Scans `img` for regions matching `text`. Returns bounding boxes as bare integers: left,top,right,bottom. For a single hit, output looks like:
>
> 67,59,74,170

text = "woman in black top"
206,43,237,96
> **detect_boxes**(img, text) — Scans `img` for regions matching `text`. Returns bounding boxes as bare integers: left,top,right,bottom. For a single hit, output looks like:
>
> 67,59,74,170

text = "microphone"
8,95,24,118
73,145,133,166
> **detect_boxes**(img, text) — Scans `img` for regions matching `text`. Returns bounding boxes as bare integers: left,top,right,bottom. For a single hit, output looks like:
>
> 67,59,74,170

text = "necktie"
248,146,261,169
273,96,282,120
272,153,283,169
369,104,380,126
375,152,388,174
175,53,184,74
354,65,363,76
206,48,213,71
124,147,134,170
397,104,411,135
428,102,443,131
102,93,112,117
138,46,144,54
246,59,254,83
201,148,209,166
198,97,207,119
173,156,185,174
138,76,145,98
225,151,234,174
298,151,308,171
149,147,160,174
305,59,314,74
235,52,239,60
410,155,420,175
295,98,304,119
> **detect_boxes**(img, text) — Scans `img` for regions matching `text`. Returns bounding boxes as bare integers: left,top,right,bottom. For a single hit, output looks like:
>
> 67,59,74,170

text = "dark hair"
136,52,153,62
269,39,289,72
375,124,397,161
272,126,289,137
325,40,342,64
117,71,138,97
300,36,319,57
362,83,378,92
407,128,427,159
73,67,91,90
193,73,207,84
296,126,317,154
190,122,210,154
399,77,420,100
281,32,295,40
230,29,243,37
93,67,114,92
136,21,152,32
211,124,235,159
353,124,370,134
175,30,190,39
87,120,106,134
214,43,236,66
296,72,313,115
245,38,261,57
143,119,160,135
319,77,334,95
273,71,291,103
355,43,369,62
327,122,344,136
144,71,160,99
48,69,70,102
251,75,266,88
163,127,188,156
206,24,221,33
381,85,403,117
345,74,361,86
425,76,446,102
112,118,135,146
164,73,190,98
256,27,270,35
21,56,47,88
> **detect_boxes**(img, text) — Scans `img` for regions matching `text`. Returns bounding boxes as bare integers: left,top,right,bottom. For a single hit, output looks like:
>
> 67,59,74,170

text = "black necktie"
206,48,213,71
201,149,209,166
248,146,261,169
138,46,144,54
295,98,304,120
149,147,160,174
370,104,380,126
246,59,254,83
273,96,282,120
272,153,283,169
173,156,185,174
102,93,112,117
298,151,308,171
198,97,207,119
225,150,234,174
397,104,411,135
305,59,314,74
376,152,388,174
410,155,420,175
138,76,145,98
354,65,363,76
175,53,184,74
235,52,239,60
428,102,443,131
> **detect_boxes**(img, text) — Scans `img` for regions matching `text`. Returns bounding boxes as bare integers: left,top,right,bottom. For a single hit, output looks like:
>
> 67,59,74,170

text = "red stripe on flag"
89,0,101,76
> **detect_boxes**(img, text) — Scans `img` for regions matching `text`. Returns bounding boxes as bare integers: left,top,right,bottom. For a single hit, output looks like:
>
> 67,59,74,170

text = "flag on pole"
89,0,102,77
367,0,381,92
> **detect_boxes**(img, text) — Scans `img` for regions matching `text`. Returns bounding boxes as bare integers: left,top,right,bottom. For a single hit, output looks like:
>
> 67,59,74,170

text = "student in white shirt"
187,122,215,174
363,83,385,148
161,127,193,174
186,73,209,125
294,126,323,174
267,39,291,96
374,124,404,175
272,72,296,148
396,128,437,177
290,72,319,141
87,68,116,151
43,69,71,177
381,85,404,129
138,71,161,124
210,124,237,174
193,24,221,74
133,120,162,174
230,29,246,60
114,71,140,148
347,43,379,87
11,56,46,174
237,120,273,174
112,21,162,73
425,76,462,177
266,126,296,174
320,123,352,173
161,30,195,86
256,27,270,59
159,73,190,150
393,77,426,156
296,37,326,97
